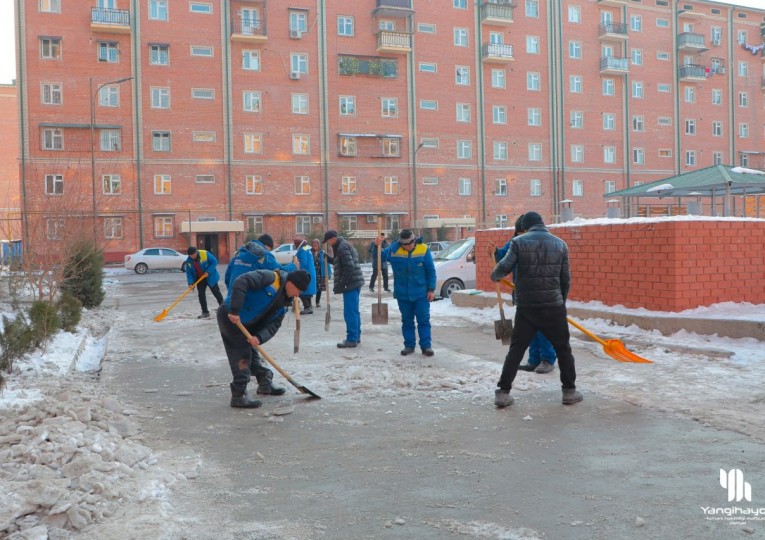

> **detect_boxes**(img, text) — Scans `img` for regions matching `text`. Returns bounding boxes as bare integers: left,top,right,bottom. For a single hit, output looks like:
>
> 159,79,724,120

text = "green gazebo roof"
607,165,765,198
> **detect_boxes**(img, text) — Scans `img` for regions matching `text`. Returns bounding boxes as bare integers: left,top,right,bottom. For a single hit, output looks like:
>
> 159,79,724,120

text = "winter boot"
198,312,210,319
562,388,583,405
422,348,435,357
535,360,555,374
230,384,262,408
494,388,514,408
255,370,287,396
517,363,536,372
400,347,415,356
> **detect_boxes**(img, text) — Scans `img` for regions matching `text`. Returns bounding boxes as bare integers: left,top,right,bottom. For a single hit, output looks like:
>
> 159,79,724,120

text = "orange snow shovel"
494,284,513,345
234,320,321,399
499,278,652,364
154,273,208,322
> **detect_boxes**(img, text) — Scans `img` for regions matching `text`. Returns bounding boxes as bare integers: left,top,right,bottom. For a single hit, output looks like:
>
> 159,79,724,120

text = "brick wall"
475,218,765,311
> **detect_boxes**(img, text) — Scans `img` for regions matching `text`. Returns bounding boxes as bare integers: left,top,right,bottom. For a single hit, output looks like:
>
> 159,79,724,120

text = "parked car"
124,248,187,274
434,237,476,299
272,243,299,264
427,241,452,254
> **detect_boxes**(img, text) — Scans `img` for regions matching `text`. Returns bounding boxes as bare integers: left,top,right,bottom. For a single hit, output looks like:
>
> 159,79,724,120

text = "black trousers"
498,305,577,391
369,264,389,290
216,305,272,392
197,279,223,314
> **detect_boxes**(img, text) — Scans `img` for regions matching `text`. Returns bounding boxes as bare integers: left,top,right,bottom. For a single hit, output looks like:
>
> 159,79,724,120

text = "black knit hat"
287,270,311,291
322,230,338,243
399,229,415,244
187,246,198,256
522,211,544,229
257,234,274,249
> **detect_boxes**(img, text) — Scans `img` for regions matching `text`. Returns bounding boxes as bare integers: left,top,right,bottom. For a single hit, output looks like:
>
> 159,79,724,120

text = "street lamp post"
412,142,425,229
90,76,133,244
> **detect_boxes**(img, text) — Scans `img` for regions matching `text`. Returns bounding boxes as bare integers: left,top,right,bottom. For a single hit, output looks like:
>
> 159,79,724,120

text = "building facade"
15,0,765,262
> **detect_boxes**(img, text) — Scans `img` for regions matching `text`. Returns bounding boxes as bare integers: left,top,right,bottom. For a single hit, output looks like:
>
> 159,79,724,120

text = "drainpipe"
547,3,558,219
408,11,418,227
318,0,330,225
16,0,29,247
223,1,233,221
555,1,565,208
474,4,486,227
727,7,735,168
132,0,144,247
622,3,632,217
673,1,681,175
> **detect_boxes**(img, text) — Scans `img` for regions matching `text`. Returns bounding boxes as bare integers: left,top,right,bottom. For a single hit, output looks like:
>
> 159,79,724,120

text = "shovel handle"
234,321,297,384
495,284,507,322
154,272,208,321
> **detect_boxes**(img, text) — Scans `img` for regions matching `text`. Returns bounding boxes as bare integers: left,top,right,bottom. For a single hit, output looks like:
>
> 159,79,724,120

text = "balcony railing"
377,31,412,53
678,64,706,80
232,16,266,37
480,2,514,24
375,0,412,8
482,43,514,61
91,7,130,27
599,56,629,74
678,32,708,51
598,21,628,39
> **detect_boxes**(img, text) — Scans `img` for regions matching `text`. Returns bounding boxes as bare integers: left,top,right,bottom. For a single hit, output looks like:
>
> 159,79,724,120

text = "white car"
272,243,299,264
124,247,187,274
434,238,476,299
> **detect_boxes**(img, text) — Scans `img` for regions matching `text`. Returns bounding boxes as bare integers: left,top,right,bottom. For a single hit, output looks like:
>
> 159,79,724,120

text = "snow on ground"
1,267,764,537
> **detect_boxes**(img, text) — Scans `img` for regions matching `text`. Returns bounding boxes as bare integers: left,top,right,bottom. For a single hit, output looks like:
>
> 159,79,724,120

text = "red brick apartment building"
14,0,765,263
0,83,22,249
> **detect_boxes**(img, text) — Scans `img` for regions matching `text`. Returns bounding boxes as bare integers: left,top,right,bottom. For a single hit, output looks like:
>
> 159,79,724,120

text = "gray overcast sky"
0,0,763,84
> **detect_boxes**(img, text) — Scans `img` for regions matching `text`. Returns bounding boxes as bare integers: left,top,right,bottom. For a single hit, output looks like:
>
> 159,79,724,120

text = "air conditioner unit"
289,30,303,39
366,215,378,223
312,216,323,223
290,71,300,80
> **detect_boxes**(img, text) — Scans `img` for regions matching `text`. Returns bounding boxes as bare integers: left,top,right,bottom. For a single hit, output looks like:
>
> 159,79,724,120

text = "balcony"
372,0,413,18
480,1,514,26
376,31,411,53
677,32,708,53
678,64,706,81
482,43,514,63
597,0,628,5
599,56,629,75
231,17,267,42
338,55,398,78
598,22,628,42
90,8,130,33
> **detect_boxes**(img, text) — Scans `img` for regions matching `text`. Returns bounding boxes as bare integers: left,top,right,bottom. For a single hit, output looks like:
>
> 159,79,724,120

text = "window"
737,61,747,78
630,15,642,31
154,216,173,238
454,0,466,8
152,131,171,151
190,3,212,14
339,216,357,232
685,119,696,135
602,78,614,96
421,138,439,149
458,178,471,196
525,0,539,18
292,134,310,155
457,140,472,159
685,151,696,167
495,178,507,196
339,137,356,156
658,83,671,93
491,69,506,88
243,91,261,112
570,76,582,93
244,133,262,154
603,113,615,130
496,214,508,228
603,146,615,163
656,18,669,28
384,176,399,195
419,62,437,73
712,121,723,136
150,44,169,65
151,87,170,109
633,148,644,165
192,88,214,100
571,145,584,162
570,111,583,128
454,28,468,47
292,94,308,114
527,72,540,91
568,41,581,59
339,96,355,116
658,149,672,158
631,49,642,65
683,86,695,103
382,98,398,118
418,23,436,33
195,175,214,184
100,129,121,151
526,36,540,54
657,51,670,61
713,152,723,165
456,103,471,123
98,41,118,63
40,0,61,13
420,100,438,110
528,108,541,126
98,85,120,107
632,116,644,132
378,20,394,31
605,181,616,194
294,176,310,195
739,123,749,138
712,89,722,105
103,174,121,195
739,153,749,167
528,143,542,161
46,218,65,240
40,37,61,59
632,81,644,98
243,50,260,71
40,83,64,105
493,106,507,124
190,45,213,57
341,176,357,195
154,174,171,194
42,128,63,150
44,174,63,195
455,66,469,85
422,177,439,185
737,30,747,44
382,138,399,157
337,16,354,36
572,180,583,197
568,6,580,23
193,131,216,142
149,0,168,20
245,175,263,195
658,117,671,126
99,217,122,240
739,92,748,108
530,179,542,196
493,142,508,160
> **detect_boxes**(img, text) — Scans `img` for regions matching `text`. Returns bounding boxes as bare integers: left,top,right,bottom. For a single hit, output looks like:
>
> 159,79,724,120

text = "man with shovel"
217,268,311,408
490,212,582,408
376,229,436,356
185,246,223,319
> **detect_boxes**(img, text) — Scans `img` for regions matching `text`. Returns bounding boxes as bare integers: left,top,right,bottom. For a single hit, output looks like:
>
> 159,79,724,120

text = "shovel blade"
494,320,513,345
324,308,331,332
153,310,168,322
294,321,300,353
604,339,653,363
371,302,389,325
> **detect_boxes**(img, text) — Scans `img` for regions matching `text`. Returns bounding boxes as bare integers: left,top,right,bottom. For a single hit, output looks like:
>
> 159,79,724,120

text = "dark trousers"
498,305,577,391
370,264,389,290
301,295,312,309
197,280,223,314
216,305,272,393
315,290,322,305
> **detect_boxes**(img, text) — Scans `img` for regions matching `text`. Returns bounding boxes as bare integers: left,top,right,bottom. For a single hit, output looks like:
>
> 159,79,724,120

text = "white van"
434,237,476,299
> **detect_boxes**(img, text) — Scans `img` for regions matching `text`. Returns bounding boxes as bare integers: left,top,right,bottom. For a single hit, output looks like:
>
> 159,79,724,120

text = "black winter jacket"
332,237,365,293
490,224,570,308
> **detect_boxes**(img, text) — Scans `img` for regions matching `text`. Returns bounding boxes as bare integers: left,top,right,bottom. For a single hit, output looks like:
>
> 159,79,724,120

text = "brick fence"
475,218,765,312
